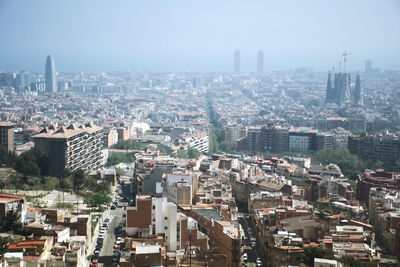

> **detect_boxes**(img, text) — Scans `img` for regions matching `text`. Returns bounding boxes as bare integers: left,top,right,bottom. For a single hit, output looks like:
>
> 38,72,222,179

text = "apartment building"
0,121,15,151
349,131,400,162
183,130,209,153
32,122,103,176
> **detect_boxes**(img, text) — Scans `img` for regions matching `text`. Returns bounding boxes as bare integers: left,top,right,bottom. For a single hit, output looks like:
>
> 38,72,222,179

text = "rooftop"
0,193,25,203
194,208,224,221
32,122,102,139
136,245,161,254
0,121,15,127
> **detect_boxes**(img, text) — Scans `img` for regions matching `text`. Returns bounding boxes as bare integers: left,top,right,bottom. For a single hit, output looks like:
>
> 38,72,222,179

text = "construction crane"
180,230,210,267
342,51,352,72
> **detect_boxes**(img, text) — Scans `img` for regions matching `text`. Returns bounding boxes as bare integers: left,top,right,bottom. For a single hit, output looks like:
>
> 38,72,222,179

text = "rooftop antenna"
339,61,342,72
342,51,352,72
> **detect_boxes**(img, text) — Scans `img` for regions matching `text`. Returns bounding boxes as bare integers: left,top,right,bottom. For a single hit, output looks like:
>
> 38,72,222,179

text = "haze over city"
1,0,400,72
2,1,400,267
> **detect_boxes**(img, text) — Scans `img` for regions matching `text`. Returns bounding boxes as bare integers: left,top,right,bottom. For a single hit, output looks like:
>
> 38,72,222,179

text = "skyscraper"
353,73,363,106
325,71,333,103
45,55,57,93
365,60,372,73
257,50,264,73
234,50,240,72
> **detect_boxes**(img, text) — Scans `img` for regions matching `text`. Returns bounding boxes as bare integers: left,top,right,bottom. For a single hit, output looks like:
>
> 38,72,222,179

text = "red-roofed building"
7,237,53,259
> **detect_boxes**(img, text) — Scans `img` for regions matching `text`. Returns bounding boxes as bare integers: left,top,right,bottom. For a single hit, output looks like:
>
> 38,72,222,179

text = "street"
97,208,124,266
238,214,264,267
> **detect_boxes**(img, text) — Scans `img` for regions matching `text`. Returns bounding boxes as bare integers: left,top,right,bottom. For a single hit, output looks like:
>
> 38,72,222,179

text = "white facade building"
152,196,178,251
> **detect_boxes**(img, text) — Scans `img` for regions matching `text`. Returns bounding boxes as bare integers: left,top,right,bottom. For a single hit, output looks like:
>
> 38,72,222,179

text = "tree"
174,150,188,158
0,146,18,168
71,169,88,190
14,158,40,177
298,246,335,266
86,177,97,189
27,148,49,176
61,168,72,179
106,152,136,166
157,145,167,155
85,192,112,211
14,148,49,177
187,148,201,159
219,140,234,153
314,148,364,178
44,177,58,191
0,210,22,233
95,180,111,194
60,177,73,191
111,140,145,150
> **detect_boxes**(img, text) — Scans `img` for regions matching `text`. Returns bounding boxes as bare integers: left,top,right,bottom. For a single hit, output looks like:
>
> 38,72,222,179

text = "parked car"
112,252,120,262
93,250,100,259
242,253,248,261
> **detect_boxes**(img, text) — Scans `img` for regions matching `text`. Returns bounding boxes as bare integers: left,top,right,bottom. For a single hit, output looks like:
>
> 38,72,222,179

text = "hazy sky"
1,0,399,72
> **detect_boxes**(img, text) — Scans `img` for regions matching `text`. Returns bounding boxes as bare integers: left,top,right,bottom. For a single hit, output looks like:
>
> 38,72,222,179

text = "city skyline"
1,1,400,266
0,0,399,72
0,56,388,75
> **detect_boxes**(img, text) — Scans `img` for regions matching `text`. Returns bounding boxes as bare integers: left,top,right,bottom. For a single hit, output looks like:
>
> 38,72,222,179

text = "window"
164,217,168,220
152,205,155,210
164,226,168,230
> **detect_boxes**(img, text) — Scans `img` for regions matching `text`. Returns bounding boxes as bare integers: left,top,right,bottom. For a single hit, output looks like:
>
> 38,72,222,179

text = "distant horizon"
1,0,399,73
0,54,396,74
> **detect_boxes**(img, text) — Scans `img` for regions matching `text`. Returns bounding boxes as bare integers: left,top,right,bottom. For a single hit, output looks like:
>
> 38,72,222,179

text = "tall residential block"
348,132,400,163
45,55,57,93
257,50,264,73
0,122,15,152
234,50,240,72
224,125,247,143
33,122,103,177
